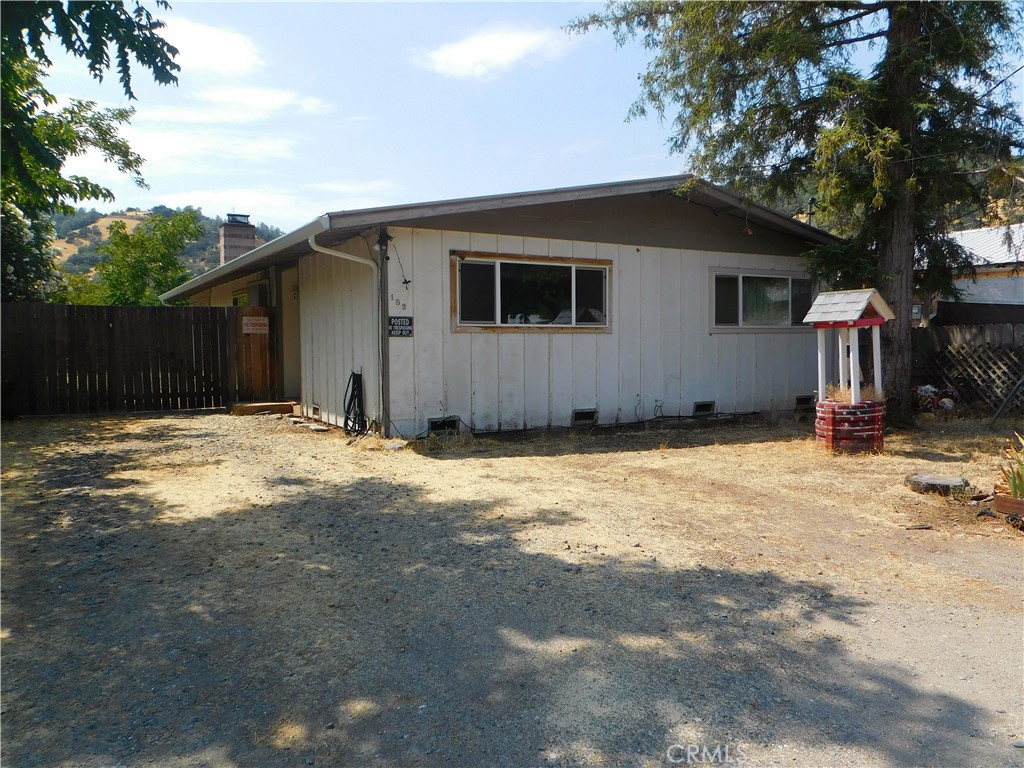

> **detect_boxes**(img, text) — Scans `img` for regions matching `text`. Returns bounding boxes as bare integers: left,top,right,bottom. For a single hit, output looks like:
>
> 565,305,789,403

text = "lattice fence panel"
921,343,1024,413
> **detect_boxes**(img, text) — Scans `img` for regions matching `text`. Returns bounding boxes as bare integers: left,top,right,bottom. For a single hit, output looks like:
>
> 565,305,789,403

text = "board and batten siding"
298,248,380,428
385,227,817,437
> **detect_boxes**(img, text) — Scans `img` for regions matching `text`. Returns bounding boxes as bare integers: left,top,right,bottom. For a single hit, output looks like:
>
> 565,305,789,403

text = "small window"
714,275,739,326
713,273,812,328
455,252,609,329
791,278,812,325
459,261,496,324
575,267,607,325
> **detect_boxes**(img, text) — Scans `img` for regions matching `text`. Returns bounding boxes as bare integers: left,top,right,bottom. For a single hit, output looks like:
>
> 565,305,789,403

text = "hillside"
51,207,284,277
52,212,146,266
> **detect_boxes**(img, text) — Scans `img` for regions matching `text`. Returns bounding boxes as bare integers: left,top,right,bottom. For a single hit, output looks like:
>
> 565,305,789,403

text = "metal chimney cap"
226,213,250,224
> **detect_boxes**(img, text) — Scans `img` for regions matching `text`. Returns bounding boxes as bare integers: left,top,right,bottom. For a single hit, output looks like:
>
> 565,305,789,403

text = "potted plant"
993,432,1024,516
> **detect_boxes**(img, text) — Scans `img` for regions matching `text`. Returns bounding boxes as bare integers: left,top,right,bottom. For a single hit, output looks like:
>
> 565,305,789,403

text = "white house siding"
298,248,380,428
386,228,817,437
188,273,265,307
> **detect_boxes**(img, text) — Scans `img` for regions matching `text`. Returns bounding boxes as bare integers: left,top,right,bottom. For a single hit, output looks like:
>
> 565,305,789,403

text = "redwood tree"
574,1,1024,423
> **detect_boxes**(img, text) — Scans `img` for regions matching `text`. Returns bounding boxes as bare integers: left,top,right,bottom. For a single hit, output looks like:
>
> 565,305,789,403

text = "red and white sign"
242,316,270,335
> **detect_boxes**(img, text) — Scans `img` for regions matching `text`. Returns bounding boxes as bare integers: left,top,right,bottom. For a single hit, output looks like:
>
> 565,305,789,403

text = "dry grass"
825,383,886,403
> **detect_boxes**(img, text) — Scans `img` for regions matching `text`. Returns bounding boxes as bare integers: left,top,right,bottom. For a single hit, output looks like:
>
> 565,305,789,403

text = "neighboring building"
931,223,1023,325
161,176,836,437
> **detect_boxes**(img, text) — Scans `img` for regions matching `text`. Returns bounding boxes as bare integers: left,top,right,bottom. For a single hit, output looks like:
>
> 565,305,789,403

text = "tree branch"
822,30,888,49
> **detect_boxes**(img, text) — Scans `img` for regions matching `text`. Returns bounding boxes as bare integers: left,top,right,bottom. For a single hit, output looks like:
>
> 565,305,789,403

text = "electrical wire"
391,239,411,286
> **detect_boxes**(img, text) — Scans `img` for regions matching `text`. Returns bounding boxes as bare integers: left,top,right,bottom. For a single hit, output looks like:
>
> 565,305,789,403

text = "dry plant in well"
825,383,886,403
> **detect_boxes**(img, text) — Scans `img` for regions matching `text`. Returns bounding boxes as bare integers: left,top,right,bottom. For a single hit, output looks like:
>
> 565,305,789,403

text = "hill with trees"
51,206,285,277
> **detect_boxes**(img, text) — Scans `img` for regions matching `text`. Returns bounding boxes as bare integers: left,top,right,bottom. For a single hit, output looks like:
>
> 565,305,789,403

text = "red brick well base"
815,400,885,454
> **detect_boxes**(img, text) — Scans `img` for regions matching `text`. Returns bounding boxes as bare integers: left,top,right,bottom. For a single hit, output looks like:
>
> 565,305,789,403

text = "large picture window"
456,252,609,328
713,273,813,328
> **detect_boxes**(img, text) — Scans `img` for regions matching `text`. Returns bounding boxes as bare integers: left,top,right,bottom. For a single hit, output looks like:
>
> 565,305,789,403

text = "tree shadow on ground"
2,432,997,768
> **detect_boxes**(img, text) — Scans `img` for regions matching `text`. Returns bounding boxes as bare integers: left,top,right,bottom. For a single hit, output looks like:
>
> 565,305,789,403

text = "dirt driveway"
2,413,1022,768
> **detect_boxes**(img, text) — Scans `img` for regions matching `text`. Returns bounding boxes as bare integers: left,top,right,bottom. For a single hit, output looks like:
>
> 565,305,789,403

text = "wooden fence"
1,304,276,418
912,323,1024,414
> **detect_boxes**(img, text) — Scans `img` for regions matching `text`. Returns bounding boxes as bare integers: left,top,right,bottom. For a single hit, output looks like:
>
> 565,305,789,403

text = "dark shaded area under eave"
386,190,817,257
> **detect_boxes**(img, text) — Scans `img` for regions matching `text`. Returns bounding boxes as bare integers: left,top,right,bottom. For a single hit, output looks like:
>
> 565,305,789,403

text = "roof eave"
162,175,837,303
160,215,330,302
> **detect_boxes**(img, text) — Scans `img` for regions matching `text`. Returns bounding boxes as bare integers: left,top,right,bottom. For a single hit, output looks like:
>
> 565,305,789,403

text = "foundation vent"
428,416,461,435
692,401,716,417
571,409,599,428
794,394,816,412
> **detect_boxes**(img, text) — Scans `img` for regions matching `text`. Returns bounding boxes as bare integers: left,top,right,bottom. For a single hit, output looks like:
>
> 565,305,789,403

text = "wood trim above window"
450,249,612,267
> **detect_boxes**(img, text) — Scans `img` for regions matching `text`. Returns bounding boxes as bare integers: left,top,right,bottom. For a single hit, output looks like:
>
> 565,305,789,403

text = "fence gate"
1,304,277,418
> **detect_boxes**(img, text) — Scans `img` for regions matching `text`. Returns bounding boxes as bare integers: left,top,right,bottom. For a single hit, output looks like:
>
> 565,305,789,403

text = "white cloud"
416,27,573,79
195,87,331,114
123,128,296,167
134,87,333,125
161,18,263,77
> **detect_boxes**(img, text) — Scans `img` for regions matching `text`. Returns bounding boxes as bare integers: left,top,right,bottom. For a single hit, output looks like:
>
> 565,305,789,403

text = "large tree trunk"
877,3,924,426
878,190,915,425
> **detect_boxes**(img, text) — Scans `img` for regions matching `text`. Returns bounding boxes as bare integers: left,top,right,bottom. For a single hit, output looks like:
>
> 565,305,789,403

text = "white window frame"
451,250,611,332
710,269,813,333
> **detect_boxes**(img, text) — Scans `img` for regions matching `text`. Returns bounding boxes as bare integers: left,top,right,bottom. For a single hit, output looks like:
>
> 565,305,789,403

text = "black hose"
343,371,367,435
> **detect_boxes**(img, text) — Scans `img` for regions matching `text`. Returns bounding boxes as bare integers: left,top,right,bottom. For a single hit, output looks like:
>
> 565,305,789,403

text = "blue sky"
48,2,682,231
46,2,1024,233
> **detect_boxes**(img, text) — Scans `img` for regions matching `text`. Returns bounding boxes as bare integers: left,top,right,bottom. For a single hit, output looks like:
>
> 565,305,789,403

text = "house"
931,223,1023,325
160,176,836,437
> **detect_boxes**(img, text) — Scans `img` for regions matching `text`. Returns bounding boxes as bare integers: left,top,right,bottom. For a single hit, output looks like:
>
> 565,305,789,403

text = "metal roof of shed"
949,223,1023,266
802,288,895,324
161,174,838,303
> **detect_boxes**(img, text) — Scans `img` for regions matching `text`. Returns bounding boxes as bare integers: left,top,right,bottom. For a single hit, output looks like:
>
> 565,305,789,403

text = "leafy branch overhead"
572,0,1024,423
0,0,179,98
1,0,180,302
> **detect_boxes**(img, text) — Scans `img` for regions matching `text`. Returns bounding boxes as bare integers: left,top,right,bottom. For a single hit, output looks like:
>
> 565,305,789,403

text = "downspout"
307,234,389,435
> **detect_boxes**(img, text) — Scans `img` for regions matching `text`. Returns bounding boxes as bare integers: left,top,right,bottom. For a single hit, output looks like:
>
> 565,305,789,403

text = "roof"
949,223,1023,266
161,175,838,302
802,289,895,324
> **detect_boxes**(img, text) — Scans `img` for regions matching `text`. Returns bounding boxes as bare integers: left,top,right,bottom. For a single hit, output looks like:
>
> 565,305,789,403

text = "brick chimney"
219,213,257,265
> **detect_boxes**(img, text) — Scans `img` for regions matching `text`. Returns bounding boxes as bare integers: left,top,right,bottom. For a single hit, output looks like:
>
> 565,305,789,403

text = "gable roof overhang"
160,175,838,302
802,288,896,326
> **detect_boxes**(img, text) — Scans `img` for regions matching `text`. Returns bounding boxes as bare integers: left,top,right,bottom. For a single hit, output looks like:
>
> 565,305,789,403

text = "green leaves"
573,0,1024,292
1,1,178,303
574,0,1023,422
96,210,202,306
1,1,180,99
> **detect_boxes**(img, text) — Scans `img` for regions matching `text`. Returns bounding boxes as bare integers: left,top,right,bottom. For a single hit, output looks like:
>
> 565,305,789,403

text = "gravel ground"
2,412,1022,768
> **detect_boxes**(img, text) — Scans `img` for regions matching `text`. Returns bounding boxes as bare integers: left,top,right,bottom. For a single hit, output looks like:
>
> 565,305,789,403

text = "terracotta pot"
992,494,1024,516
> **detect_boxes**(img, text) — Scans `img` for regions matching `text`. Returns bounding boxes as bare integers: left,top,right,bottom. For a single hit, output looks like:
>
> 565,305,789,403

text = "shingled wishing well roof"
802,288,895,325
